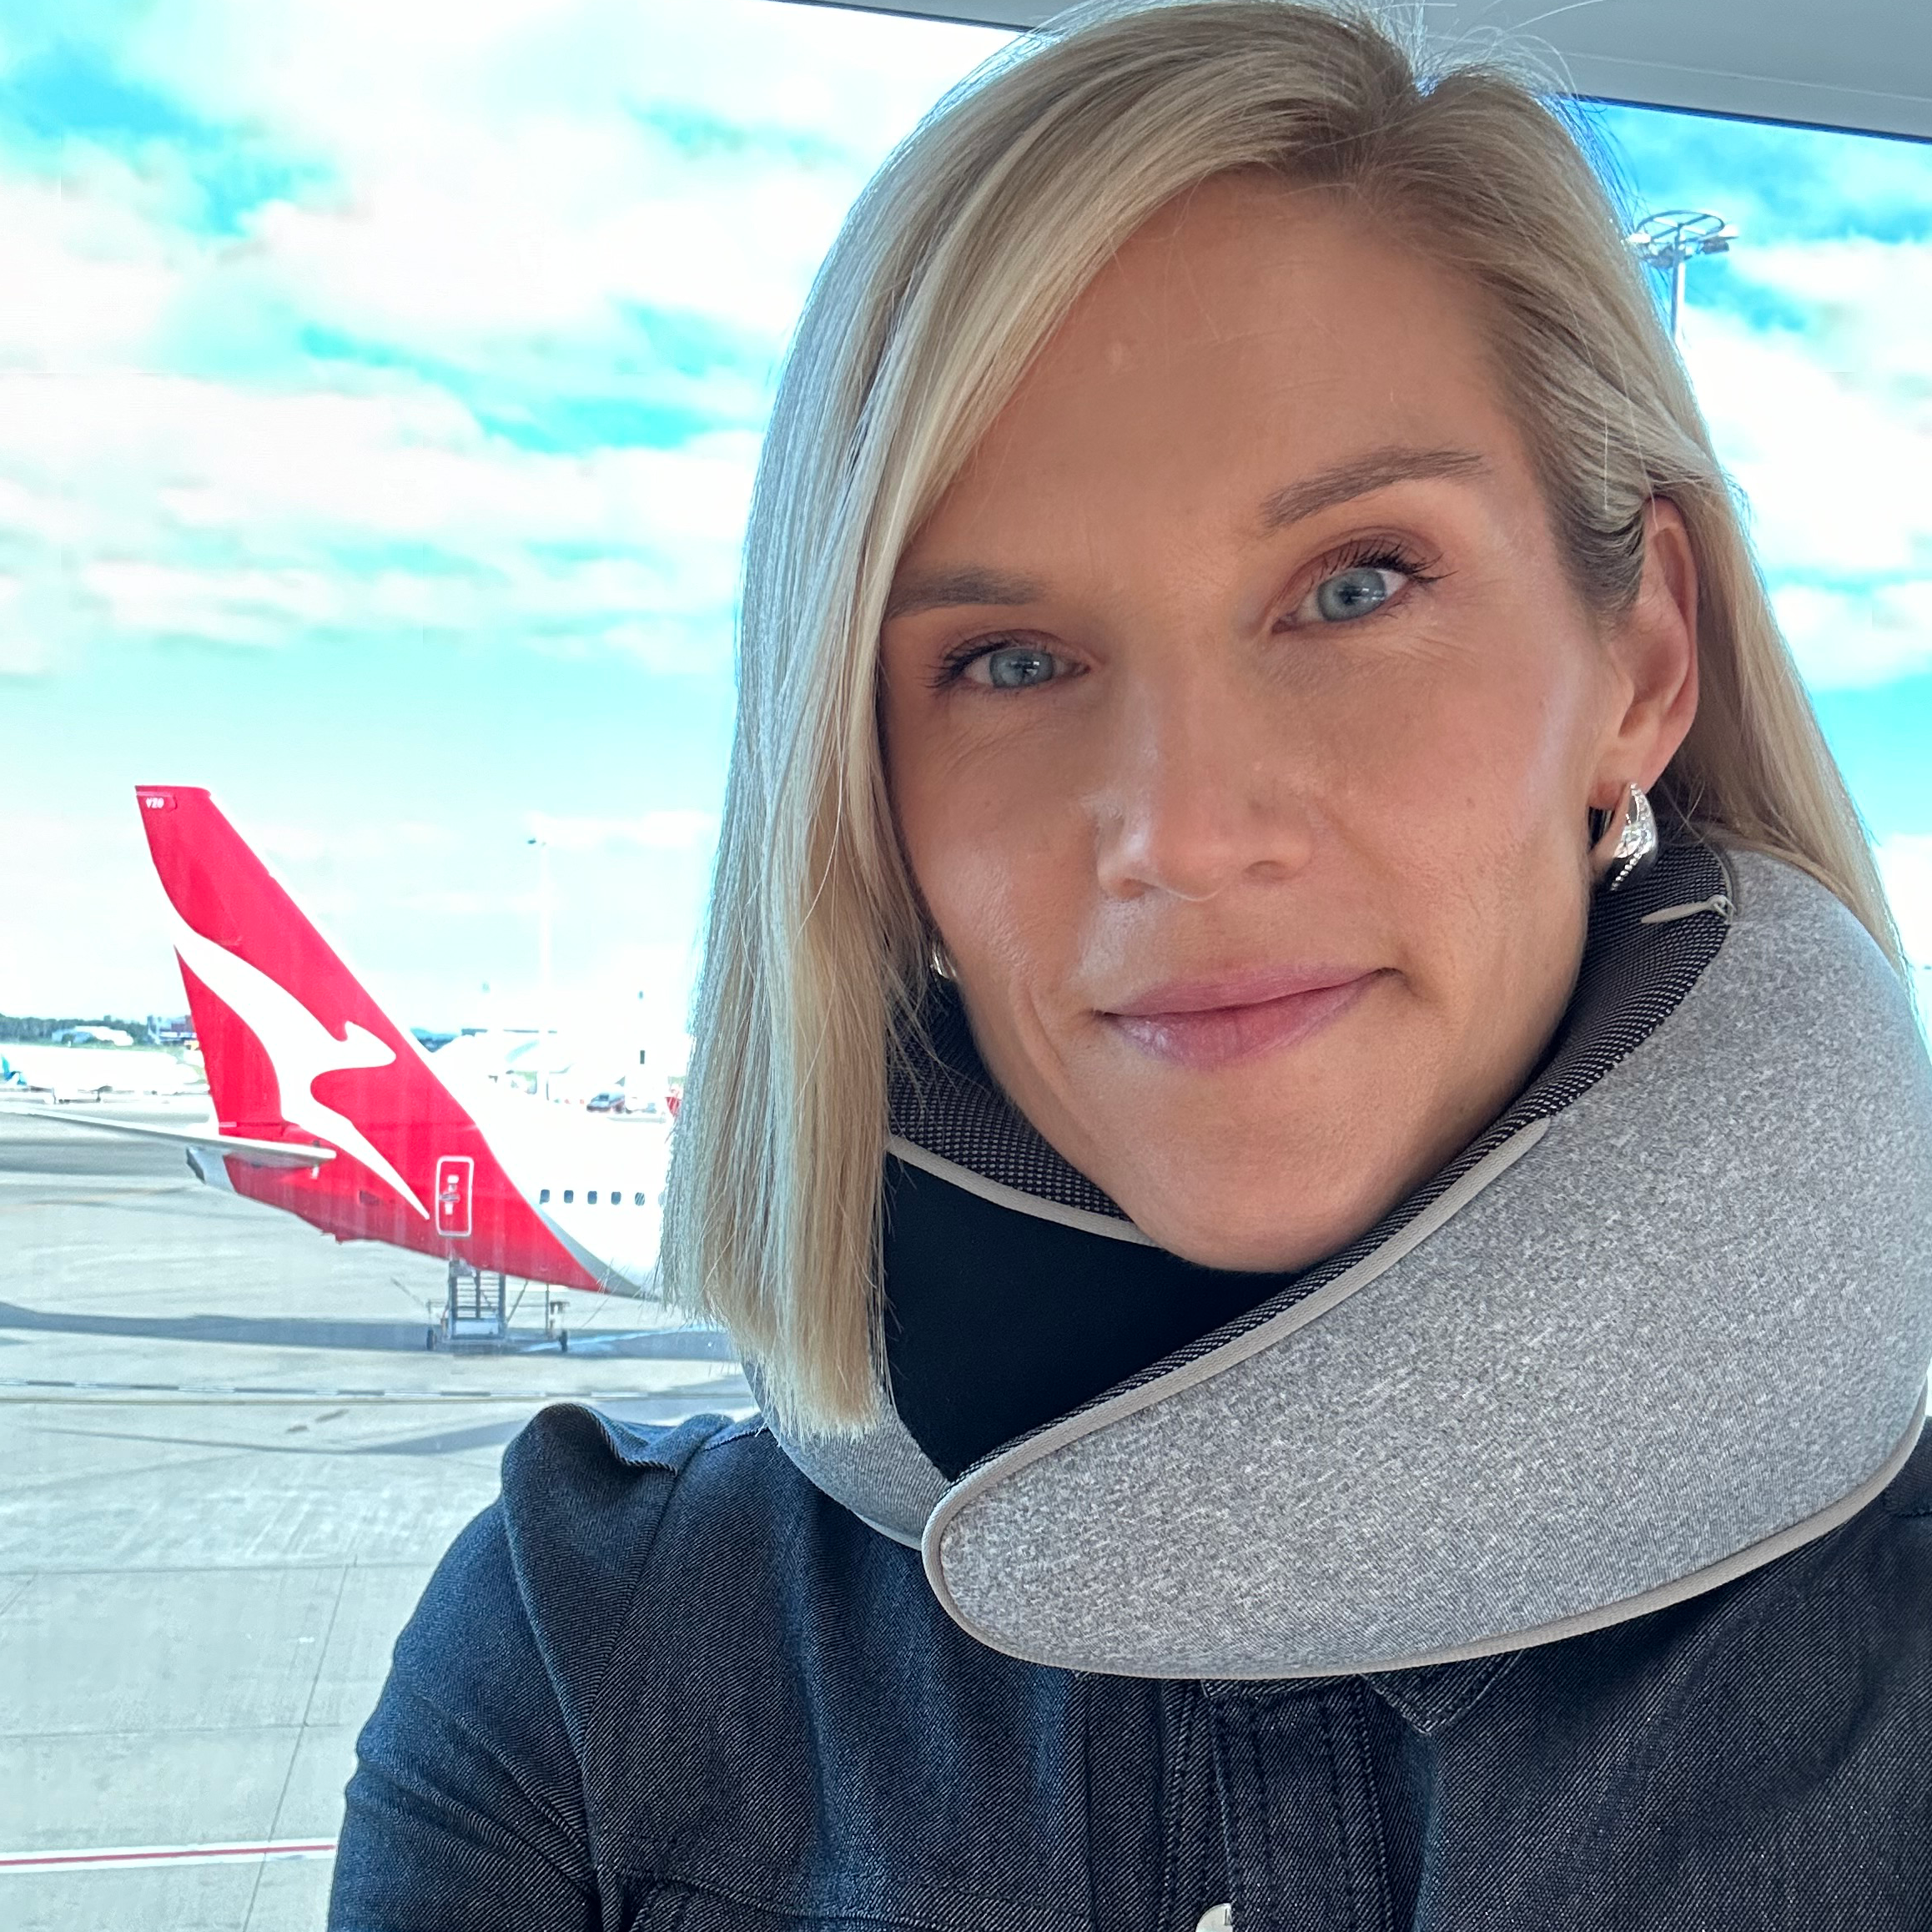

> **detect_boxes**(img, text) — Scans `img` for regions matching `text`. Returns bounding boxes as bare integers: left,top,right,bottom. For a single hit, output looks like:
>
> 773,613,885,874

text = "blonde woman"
331,4,1932,1926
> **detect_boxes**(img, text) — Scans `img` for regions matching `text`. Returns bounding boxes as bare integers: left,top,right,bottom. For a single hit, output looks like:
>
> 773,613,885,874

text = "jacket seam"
1152,1684,1195,1932
612,1869,1088,1932
1078,1669,1097,1931
1341,1682,1396,1931
1368,1648,1525,1736
573,1414,746,1890
582,1415,740,1714
377,1674,596,1902
1315,1690,1362,1932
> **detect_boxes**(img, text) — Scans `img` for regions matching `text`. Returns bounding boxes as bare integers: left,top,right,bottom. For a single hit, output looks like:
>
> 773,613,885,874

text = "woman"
330,3,1932,1926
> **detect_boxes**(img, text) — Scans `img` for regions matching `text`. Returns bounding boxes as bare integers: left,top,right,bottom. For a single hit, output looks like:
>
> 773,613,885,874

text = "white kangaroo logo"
170,915,429,1220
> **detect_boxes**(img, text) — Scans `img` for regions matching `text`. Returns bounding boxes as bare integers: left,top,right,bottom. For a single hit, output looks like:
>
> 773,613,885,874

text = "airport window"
4,4,1930,1925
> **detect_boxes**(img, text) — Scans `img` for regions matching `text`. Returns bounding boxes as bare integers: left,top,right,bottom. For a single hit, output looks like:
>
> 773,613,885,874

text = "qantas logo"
169,915,430,1219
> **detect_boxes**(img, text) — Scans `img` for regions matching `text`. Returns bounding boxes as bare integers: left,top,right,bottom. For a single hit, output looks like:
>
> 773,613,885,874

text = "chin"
1128,1181,1372,1276
1143,1215,1331,1275
1100,1108,1409,1275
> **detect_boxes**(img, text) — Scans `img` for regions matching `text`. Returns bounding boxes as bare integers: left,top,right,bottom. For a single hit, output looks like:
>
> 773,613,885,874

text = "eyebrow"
882,443,1488,621
883,566,1048,622
1258,444,1488,532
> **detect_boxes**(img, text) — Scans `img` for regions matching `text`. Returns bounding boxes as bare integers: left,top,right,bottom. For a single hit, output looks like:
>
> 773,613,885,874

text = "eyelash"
930,633,1044,691
928,536,1442,689
1287,537,1442,617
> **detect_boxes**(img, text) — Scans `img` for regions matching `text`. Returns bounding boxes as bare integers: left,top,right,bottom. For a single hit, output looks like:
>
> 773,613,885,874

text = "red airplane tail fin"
133,786,602,1290
135,786,465,1220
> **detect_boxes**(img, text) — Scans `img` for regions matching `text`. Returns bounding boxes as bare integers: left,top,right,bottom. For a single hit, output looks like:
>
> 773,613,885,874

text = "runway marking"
0,1839,337,1874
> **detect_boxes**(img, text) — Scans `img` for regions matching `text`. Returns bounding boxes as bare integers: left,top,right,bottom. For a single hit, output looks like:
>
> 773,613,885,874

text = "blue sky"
2,0,1929,1032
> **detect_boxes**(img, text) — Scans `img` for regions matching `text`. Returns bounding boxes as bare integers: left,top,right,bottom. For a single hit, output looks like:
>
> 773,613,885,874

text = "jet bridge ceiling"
789,0,1932,143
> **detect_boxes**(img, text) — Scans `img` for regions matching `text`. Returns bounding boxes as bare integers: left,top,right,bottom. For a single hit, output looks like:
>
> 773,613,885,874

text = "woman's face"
879,174,1698,1273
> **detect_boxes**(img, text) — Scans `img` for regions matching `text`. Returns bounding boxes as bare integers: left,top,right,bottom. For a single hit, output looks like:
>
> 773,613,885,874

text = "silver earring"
1592,782,1658,893
928,938,958,983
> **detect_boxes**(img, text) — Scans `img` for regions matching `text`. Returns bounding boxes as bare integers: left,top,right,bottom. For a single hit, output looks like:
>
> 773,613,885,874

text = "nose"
1091,652,1314,903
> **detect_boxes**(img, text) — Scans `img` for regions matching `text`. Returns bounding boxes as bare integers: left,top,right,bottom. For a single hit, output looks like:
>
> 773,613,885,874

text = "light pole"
1627,209,1736,345
526,833,552,1101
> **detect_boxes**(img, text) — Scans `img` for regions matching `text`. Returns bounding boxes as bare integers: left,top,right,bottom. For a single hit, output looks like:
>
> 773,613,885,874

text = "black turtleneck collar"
882,837,1730,1479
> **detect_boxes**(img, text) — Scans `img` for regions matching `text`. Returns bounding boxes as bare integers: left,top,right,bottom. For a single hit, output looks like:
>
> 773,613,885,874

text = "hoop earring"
928,938,958,983
1591,782,1658,893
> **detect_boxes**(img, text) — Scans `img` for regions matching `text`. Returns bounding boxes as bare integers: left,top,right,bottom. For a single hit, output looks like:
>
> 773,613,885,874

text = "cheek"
1350,643,1600,1070
905,771,1086,976
1326,626,1592,872
885,693,1089,970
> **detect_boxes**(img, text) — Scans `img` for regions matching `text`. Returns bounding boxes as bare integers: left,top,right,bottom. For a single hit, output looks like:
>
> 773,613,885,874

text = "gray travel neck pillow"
751,840,1932,1678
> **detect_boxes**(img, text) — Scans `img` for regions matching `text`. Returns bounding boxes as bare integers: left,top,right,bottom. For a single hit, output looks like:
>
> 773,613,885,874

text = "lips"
1100,966,1381,1071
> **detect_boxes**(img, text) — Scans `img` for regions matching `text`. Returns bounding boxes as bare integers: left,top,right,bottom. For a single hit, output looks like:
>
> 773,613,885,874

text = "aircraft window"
7,2,1929,1919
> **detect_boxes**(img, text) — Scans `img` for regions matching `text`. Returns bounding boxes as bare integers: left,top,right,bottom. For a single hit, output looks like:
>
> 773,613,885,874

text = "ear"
1589,498,1699,811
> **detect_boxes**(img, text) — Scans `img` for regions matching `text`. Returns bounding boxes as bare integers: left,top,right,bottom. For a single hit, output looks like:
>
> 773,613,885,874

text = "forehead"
913,174,1523,549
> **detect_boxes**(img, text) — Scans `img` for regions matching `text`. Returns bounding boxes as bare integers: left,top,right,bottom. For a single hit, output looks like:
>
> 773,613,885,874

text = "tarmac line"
0,1839,337,1874
0,1380,738,1402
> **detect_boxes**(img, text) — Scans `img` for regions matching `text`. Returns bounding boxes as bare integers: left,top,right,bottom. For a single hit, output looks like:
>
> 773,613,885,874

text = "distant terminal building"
148,1014,197,1048
50,1024,135,1048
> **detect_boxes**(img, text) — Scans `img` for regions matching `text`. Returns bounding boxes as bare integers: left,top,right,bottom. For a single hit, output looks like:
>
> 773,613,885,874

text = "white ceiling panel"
784,0,1932,142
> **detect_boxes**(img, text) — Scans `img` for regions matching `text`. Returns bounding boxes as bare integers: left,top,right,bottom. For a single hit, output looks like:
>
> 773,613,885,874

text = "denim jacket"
330,1399,1932,1932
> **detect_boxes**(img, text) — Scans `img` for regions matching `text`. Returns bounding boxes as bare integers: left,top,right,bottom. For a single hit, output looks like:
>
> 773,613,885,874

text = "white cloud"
0,810,186,1014
0,366,757,671
0,0,999,1029
1716,239,1932,402
1773,581,1932,689
528,809,717,853
1878,835,1932,971
232,130,863,350
0,164,189,369
0,571,47,673
103,0,1006,351
398,888,541,918
1683,295,1932,586
1678,240,1932,691
0,1,1004,686
83,561,342,643
253,819,459,865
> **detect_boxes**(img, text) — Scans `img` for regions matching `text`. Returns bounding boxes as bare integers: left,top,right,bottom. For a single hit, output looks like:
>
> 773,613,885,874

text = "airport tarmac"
0,1104,755,1932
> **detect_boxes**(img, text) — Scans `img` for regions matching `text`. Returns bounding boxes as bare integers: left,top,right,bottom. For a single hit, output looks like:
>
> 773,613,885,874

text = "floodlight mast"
527,832,553,1101
1626,209,1736,345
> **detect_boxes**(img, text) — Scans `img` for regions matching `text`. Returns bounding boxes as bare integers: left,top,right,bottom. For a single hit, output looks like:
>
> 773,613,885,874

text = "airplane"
0,1046,116,1104
42,786,675,1329
0,1039,205,1104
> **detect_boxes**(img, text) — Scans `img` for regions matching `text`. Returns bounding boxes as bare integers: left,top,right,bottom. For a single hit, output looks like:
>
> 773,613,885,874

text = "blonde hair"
661,0,1902,1436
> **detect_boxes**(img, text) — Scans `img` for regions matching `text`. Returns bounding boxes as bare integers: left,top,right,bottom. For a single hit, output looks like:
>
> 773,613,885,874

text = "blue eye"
970,644,1063,689
1311,565,1402,622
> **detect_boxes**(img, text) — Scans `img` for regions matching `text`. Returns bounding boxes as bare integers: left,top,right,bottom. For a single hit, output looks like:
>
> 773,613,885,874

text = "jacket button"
1195,1909,1232,1931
